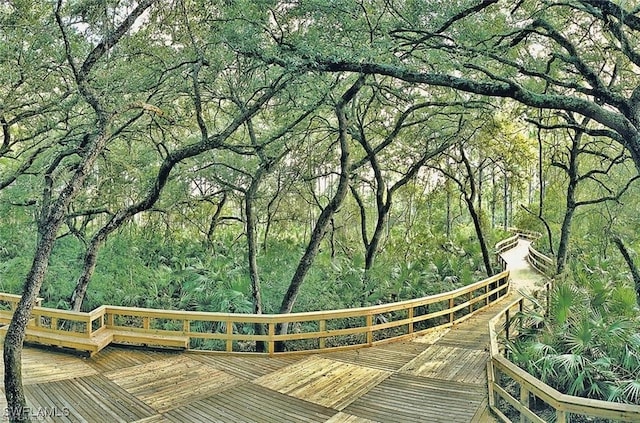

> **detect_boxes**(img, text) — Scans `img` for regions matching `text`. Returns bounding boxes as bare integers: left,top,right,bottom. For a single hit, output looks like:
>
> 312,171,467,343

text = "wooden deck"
0,240,545,422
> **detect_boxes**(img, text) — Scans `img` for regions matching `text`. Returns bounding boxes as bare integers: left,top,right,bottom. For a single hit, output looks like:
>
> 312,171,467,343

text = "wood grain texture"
0,238,556,422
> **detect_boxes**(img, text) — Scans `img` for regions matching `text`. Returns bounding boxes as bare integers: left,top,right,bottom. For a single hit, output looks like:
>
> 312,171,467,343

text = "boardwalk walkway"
0,240,546,422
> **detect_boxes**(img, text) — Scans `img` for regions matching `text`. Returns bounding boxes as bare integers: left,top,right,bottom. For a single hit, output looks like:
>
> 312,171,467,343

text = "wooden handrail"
0,270,510,355
527,244,555,277
488,237,640,422
497,228,555,277
506,227,542,241
495,234,519,255
488,287,640,422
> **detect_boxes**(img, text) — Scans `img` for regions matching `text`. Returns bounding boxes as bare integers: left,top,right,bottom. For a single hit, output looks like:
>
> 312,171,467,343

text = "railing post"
449,298,454,323
366,314,373,345
486,361,496,408
520,386,530,423
518,299,524,337
556,410,567,423
408,308,414,335
319,320,326,349
226,320,233,352
505,309,510,343
143,316,150,330
468,292,473,314
268,322,275,356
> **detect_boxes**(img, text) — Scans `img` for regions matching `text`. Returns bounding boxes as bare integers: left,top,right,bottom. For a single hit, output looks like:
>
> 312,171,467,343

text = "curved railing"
505,227,542,242
488,292,640,422
527,244,555,277
495,234,520,271
488,234,640,422
499,227,555,277
0,269,510,356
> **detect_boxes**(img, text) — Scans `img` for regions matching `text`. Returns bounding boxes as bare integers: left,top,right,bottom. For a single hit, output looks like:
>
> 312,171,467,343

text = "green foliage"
507,266,640,404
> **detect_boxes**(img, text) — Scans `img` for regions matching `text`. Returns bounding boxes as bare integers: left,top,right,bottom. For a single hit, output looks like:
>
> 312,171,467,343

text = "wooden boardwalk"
0,240,545,422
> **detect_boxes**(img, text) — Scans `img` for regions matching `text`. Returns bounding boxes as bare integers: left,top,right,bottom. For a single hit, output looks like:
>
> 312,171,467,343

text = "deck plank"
324,341,430,372
164,382,337,423
190,354,298,380
343,373,486,423
88,346,181,373
254,356,390,410
399,345,489,385
21,376,157,423
0,347,98,386
325,412,380,422
105,355,242,413
132,415,172,423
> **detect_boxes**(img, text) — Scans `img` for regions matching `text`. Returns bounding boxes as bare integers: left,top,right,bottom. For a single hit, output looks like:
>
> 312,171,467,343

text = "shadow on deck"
0,240,546,423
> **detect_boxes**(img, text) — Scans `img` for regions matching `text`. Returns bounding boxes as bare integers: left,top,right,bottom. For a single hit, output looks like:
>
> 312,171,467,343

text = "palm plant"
506,268,640,404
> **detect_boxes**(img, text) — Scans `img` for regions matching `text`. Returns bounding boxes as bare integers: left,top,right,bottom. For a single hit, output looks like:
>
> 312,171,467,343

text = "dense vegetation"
0,179,503,313
3,0,640,419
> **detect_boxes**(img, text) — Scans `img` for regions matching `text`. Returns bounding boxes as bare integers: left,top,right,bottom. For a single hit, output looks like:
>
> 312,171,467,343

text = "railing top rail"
0,270,509,326
104,270,509,322
488,279,640,420
528,244,555,264
0,293,44,303
506,227,543,239
495,235,519,253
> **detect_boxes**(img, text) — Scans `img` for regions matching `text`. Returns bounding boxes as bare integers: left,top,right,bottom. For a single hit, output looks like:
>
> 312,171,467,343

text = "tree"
275,75,366,348
237,1,640,174
611,234,640,304
434,142,495,277
347,84,476,300
3,1,159,420
533,113,639,274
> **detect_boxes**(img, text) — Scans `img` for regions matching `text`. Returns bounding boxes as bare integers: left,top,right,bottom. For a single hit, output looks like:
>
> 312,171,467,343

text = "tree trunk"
445,178,452,238
206,192,227,248
555,128,581,275
611,235,640,305
4,224,58,422
491,168,497,228
246,174,265,352
4,131,114,422
460,146,494,277
478,165,483,213
556,201,576,275
467,197,494,277
503,173,508,231
71,237,102,311
275,76,364,350
536,124,556,255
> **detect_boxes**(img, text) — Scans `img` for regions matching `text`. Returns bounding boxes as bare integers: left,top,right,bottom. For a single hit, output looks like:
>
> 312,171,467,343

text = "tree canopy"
2,0,640,420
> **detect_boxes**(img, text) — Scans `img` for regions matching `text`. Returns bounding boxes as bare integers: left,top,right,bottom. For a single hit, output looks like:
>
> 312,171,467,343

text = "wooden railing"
0,270,510,356
497,228,555,277
527,244,555,277
496,228,542,272
506,227,542,242
0,293,43,323
488,235,640,422
496,234,520,271
488,288,640,422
